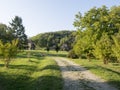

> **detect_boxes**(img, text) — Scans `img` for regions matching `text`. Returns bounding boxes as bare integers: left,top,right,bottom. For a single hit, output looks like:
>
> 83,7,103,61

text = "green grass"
38,50,68,57
0,50,63,90
70,59,120,89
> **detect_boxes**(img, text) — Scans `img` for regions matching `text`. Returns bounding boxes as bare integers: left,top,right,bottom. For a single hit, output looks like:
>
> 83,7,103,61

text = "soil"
54,57,118,90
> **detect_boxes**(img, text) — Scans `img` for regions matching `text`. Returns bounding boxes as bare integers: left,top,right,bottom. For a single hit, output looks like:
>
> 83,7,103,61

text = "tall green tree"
9,16,28,49
73,5,120,63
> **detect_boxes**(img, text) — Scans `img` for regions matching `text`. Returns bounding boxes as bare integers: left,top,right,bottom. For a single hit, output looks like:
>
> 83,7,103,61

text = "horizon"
0,0,119,37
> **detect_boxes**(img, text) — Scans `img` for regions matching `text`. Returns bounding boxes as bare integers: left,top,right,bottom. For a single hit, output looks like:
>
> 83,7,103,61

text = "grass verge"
70,59,120,89
0,51,63,90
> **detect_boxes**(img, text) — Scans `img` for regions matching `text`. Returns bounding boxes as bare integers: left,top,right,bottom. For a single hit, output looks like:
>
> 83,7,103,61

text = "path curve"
54,57,118,90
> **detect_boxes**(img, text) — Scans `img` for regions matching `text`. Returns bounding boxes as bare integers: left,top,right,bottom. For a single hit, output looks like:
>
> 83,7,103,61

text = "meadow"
0,50,120,90
0,50,63,90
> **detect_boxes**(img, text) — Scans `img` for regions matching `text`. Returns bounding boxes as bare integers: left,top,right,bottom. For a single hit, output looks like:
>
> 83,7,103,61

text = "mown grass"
70,59,120,89
38,50,68,57
0,50,63,90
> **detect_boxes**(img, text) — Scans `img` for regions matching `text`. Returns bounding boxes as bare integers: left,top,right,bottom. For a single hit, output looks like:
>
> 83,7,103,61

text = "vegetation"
0,39,18,68
0,5,120,90
30,30,76,51
9,16,28,49
0,51,63,90
0,16,28,49
73,5,120,64
0,24,14,43
70,58,120,89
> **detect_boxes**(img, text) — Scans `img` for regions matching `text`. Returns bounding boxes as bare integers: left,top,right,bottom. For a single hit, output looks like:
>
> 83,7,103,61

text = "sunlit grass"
0,51,63,90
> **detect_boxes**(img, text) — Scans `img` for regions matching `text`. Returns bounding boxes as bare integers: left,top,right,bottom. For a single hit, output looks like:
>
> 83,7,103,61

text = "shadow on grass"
0,64,4,67
35,76,63,90
41,65,60,71
16,51,45,60
97,65,120,75
9,64,37,71
0,72,33,90
0,68,63,90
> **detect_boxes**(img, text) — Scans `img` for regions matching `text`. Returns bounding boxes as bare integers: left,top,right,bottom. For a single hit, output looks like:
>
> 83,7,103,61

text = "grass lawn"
0,50,63,90
70,58,120,89
38,50,68,57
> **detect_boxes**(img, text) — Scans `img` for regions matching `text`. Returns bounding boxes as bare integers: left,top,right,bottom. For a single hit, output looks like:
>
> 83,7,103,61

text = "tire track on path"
54,57,118,90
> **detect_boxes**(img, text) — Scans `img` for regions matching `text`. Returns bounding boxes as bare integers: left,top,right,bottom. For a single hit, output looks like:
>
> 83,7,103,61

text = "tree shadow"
0,72,33,90
16,51,45,60
57,65,119,90
41,65,60,71
48,53,67,57
8,64,37,71
35,76,63,90
96,65,120,75
0,64,63,90
0,64,4,67
0,72,63,90
63,77,119,90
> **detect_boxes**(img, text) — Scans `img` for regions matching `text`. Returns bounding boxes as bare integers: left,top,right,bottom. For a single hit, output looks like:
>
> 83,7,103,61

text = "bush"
0,39,18,68
67,50,78,59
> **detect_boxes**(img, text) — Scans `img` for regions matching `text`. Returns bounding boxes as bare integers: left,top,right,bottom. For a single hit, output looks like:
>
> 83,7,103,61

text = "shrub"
67,50,78,59
0,39,18,68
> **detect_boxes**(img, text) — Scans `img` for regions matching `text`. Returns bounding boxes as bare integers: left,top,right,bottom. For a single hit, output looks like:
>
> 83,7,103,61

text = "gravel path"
54,57,118,90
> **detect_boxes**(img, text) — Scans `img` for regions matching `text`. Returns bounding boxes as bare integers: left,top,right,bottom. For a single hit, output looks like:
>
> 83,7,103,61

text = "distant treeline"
30,30,76,51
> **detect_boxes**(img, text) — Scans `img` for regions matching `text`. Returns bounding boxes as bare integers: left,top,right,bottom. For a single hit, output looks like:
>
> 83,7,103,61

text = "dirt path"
54,57,118,90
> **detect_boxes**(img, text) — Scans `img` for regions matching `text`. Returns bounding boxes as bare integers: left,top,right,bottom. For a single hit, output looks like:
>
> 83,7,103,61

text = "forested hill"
30,30,76,51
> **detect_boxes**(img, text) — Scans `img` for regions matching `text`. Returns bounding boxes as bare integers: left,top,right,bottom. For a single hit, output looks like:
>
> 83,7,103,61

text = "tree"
0,39,18,68
9,16,28,49
55,44,60,53
93,33,112,64
0,23,15,43
0,24,7,42
73,5,120,64
112,32,120,63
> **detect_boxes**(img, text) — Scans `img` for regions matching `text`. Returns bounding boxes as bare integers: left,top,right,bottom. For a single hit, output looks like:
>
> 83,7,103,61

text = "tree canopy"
73,5,120,64
30,30,76,51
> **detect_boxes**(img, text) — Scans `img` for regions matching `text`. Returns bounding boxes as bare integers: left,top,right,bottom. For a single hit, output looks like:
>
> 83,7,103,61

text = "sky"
0,0,119,37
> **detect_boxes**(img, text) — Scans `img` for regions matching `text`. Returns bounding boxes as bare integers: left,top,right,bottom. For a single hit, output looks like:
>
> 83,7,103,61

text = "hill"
30,30,76,51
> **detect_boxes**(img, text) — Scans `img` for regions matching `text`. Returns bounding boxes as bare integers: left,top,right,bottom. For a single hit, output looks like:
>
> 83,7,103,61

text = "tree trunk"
5,59,10,68
103,58,108,64
87,53,91,62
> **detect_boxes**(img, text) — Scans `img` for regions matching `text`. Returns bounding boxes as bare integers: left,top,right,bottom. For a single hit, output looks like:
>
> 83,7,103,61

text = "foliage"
93,33,113,64
55,44,60,53
30,30,76,51
9,16,28,49
0,23,15,43
0,39,18,67
112,32,120,63
67,49,78,59
73,5,120,64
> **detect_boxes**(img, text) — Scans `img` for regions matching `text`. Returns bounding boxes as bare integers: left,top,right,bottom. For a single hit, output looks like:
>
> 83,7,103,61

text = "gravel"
54,57,118,90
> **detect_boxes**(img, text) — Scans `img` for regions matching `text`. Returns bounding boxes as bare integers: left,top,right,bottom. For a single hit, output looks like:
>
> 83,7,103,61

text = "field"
0,50,63,90
0,50,120,90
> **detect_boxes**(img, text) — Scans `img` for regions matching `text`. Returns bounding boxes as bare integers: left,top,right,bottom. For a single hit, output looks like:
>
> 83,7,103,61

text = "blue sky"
0,0,119,37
